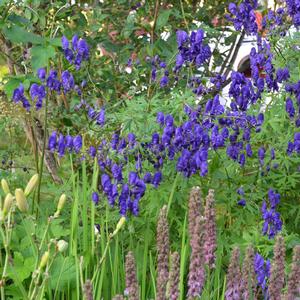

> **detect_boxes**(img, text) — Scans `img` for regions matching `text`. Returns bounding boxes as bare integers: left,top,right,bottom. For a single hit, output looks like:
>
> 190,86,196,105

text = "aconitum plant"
10,0,300,224
254,253,271,295
261,189,282,239
48,17,290,218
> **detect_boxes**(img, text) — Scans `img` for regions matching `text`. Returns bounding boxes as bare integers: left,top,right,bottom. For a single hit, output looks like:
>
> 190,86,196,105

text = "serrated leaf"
50,219,70,238
31,45,56,71
6,252,35,282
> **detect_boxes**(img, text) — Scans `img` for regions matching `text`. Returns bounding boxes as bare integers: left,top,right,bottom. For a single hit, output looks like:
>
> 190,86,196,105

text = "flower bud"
3,193,14,216
1,179,10,194
111,216,126,237
39,251,50,269
24,174,39,196
57,240,68,252
15,189,29,213
54,194,67,217
57,194,67,211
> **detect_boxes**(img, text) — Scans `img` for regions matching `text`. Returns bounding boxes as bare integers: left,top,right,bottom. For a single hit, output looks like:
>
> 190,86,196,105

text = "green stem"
35,96,49,216
0,210,14,299
167,172,180,216
91,235,112,283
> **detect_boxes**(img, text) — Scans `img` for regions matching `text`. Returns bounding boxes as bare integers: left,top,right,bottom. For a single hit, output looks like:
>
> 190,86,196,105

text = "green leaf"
48,37,62,47
6,252,35,282
7,13,30,25
4,78,22,98
2,25,43,44
155,9,172,30
122,13,136,39
31,45,56,71
49,256,76,291
50,219,70,238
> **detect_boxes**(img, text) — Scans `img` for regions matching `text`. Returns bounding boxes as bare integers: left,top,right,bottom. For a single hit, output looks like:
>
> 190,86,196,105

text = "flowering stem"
35,95,49,215
180,0,189,32
150,0,160,44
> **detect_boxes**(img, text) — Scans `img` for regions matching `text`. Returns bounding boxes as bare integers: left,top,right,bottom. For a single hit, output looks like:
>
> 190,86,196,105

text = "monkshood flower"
254,253,270,293
227,0,258,35
58,134,66,157
238,199,246,206
286,0,300,27
229,72,261,110
47,70,61,92
29,83,46,110
175,29,211,71
86,106,106,127
97,107,105,127
263,7,287,33
205,95,224,116
261,189,282,239
246,143,253,157
65,135,73,151
111,163,123,182
37,68,46,81
276,67,290,83
258,147,265,166
270,148,275,160
89,146,96,158
152,171,162,188
73,135,82,153
250,40,282,92
160,75,169,87
61,70,75,92
268,189,280,209
12,84,31,111
101,173,117,207
61,35,89,70
48,132,83,154
49,131,57,152
285,80,300,126
287,132,300,155
101,171,146,216
92,192,99,205
210,74,225,91
286,98,295,118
